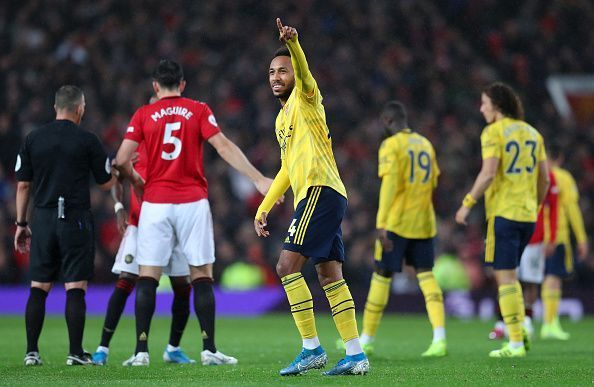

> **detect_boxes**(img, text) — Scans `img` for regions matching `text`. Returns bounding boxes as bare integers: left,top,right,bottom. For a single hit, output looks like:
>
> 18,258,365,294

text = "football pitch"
0,314,592,386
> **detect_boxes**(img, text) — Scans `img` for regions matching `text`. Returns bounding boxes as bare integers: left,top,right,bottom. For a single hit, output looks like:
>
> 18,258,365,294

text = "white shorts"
137,199,215,268
112,225,190,277
517,243,545,284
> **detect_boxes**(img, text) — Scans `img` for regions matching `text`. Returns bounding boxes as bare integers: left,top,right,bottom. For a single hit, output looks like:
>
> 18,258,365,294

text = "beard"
273,85,293,100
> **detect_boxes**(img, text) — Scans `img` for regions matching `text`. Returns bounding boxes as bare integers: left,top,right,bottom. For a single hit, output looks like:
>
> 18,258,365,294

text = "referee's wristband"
114,202,125,214
462,194,477,209
15,220,28,227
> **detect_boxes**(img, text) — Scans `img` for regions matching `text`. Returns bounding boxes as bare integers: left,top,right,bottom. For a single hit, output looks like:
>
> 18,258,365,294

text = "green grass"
0,314,592,386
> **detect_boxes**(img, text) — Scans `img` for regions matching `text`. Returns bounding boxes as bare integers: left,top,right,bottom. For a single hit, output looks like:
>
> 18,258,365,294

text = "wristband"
114,202,125,214
462,194,476,209
15,220,28,227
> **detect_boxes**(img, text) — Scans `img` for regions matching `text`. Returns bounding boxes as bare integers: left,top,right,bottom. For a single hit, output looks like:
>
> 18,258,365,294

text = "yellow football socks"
498,283,523,343
281,273,317,340
324,279,359,343
417,272,445,330
542,286,561,325
362,273,392,338
514,281,526,323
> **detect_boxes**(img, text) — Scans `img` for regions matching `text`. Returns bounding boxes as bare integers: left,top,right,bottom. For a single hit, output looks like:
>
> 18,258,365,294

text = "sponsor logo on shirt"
127,126,134,133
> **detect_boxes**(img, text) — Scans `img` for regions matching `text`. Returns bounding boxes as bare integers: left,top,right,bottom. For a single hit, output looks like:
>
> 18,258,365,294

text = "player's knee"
31,281,52,292
64,281,87,291
276,261,292,278
316,270,343,287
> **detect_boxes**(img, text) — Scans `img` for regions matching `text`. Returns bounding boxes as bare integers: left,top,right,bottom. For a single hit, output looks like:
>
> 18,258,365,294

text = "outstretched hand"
254,212,270,238
277,18,297,43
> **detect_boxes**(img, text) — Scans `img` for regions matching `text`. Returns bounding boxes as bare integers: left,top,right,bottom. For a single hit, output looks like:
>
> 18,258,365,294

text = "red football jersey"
127,143,147,226
124,96,220,204
529,170,558,244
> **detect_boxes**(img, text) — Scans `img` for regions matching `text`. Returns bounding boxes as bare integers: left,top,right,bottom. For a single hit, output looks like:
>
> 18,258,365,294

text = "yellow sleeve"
378,139,396,178
432,146,440,188
480,126,501,159
285,38,315,96
564,174,587,243
255,163,291,220
376,172,398,229
538,135,547,162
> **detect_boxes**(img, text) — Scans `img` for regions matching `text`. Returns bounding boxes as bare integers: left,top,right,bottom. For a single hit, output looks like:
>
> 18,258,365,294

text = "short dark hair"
54,85,84,111
273,46,291,60
382,101,407,125
483,82,524,120
152,59,184,89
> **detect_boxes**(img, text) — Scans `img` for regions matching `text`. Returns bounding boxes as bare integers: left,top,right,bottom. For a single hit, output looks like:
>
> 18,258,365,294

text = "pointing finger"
276,18,283,31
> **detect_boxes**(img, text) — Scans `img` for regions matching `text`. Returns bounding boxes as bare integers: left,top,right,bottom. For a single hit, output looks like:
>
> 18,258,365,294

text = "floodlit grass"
0,314,592,385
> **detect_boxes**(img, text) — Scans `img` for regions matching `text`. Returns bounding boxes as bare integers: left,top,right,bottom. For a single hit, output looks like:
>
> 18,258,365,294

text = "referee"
14,85,115,366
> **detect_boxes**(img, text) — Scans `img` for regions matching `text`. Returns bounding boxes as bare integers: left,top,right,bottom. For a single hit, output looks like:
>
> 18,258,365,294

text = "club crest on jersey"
125,254,134,264
278,125,293,155
208,114,218,127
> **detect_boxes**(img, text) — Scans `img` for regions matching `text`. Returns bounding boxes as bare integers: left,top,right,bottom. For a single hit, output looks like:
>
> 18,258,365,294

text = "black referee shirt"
15,119,111,209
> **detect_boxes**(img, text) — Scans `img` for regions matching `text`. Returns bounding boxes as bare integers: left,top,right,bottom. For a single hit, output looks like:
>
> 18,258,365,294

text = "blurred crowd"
0,0,593,290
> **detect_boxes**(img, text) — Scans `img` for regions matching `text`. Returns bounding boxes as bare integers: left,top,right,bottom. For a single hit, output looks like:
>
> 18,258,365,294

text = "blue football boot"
323,352,369,375
279,346,327,376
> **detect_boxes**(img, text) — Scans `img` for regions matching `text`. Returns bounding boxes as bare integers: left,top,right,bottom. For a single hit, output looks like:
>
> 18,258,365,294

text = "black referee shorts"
30,207,95,282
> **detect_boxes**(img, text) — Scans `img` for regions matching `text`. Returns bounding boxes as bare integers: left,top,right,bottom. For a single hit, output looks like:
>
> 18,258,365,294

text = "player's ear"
152,81,160,95
179,80,186,93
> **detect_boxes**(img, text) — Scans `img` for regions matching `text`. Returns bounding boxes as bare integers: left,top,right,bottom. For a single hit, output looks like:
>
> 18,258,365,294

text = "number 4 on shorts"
287,219,297,237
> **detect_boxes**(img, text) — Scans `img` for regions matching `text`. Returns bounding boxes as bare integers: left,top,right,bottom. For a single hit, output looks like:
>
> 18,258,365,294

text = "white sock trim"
360,334,374,345
345,338,363,356
509,341,524,349
433,327,446,342
97,346,109,354
302,337,321,350
166,344,180,352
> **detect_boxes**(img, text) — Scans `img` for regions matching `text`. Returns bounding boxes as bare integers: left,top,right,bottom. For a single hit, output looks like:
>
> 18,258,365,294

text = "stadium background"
0,1,592,313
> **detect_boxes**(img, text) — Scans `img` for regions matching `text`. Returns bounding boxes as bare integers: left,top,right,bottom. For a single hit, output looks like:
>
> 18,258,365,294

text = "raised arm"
208,132,272,196
277,18,315,95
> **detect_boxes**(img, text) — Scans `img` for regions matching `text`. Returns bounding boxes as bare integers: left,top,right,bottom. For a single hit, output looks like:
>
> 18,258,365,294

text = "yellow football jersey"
552,166,587,244
274,41,346,208
376,129,439,239
481,117,546,222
